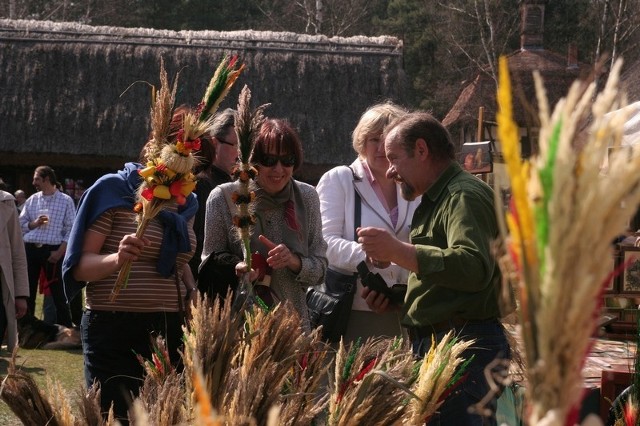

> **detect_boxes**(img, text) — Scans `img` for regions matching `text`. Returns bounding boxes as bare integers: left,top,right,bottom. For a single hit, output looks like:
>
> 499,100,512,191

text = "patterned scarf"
251,179,309,257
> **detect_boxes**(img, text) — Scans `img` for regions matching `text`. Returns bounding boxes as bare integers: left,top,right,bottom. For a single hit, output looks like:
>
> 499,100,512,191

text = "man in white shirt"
19,165,76,327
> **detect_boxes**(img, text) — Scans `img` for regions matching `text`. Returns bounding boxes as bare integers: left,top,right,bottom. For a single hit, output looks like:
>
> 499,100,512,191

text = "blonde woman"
316,102,419,343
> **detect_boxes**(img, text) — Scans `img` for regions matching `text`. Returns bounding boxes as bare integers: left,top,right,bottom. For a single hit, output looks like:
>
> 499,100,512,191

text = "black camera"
356,261,406,306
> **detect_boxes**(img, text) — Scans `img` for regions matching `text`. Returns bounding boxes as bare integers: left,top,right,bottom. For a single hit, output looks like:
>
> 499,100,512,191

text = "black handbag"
307,166,361,342
306,269,358,342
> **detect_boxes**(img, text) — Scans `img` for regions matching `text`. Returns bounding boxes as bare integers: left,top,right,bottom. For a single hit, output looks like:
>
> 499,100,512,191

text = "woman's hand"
74,230,150,282
259,235,301,273
116,234,150,266
235,261,260,282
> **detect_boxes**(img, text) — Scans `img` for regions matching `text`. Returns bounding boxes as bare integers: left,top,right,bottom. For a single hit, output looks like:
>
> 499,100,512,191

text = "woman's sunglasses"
258,154,296,168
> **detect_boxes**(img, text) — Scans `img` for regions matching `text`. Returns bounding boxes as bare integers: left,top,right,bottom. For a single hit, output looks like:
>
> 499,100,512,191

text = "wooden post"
477,106,484,142
477,107,488,182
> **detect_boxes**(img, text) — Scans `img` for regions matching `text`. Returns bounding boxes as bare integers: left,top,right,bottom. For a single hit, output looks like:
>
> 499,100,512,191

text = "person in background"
14,190,26,213
463,152,475,171
316,102,419,343
19,166,76,327
62,108,198,422
190,108,237,296
358,112,510,426
0,189,29,353
202,118,327,328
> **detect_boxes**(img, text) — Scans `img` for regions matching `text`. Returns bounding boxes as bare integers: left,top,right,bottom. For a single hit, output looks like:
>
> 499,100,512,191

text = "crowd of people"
1,101,511,425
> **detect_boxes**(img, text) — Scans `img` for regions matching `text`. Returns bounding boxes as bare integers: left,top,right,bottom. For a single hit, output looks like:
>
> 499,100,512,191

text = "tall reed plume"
497,56,640,425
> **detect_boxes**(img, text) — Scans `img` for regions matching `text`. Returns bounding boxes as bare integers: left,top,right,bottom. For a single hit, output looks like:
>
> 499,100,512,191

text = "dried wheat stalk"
327,337,415,426
498,56,640,425
45,377,76,425
0,351,57,425
224,301,328,425
136,360,187,425
182,293,244,414
74,382,106,426
403,332,475,424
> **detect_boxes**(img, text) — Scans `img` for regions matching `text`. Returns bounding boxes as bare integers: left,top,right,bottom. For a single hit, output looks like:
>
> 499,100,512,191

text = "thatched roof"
621,58,640,103
442,48,590,132
0,19,405,182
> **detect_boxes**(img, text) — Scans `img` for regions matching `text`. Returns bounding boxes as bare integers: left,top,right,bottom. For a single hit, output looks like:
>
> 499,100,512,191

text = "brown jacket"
0,190,29,350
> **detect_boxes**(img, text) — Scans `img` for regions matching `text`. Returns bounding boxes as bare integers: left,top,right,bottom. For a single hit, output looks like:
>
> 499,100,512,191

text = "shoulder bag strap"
348,166,362,295
348,165,362,236
354,190,361,234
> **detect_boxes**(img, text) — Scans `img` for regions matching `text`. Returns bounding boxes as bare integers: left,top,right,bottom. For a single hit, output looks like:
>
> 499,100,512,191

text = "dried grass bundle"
327,337,414,426
144,56,179,162
74,382,107,426
404,331,475,424
128,400,152,425
190,357,226,425
182,294,244,412
113,56,243,301
224,301,328,425
2,299,482,425
135,336,188,425
0,352,57,425
497,56,640,425
111,57,181,301
277,329,330,425
136,371,187,425
45,377,76,425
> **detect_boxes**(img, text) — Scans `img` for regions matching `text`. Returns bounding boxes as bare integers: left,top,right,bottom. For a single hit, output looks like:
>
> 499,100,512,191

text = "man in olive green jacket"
358,111,509,426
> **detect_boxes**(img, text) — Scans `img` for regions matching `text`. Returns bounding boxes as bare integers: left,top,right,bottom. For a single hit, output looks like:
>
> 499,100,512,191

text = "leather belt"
27,242,59,249
407,317,498,340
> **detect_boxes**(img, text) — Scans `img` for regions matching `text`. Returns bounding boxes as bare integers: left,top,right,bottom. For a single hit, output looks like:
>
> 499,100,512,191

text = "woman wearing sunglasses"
316,102,420,344
201,118,327,328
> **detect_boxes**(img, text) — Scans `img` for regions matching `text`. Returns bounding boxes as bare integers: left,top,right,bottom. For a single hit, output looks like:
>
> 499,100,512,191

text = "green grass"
0,293,84,425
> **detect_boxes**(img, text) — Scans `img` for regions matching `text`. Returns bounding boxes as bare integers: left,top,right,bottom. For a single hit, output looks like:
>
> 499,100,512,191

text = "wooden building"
442,0,591,158
0,19,406,197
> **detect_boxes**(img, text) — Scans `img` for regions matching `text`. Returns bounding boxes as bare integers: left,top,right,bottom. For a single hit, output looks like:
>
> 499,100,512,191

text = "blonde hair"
352,101,408,157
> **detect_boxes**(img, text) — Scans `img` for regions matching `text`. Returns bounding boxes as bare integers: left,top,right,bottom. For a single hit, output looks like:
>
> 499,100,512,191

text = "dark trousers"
81,309,184,423
411,320,510,426
25,243,73,327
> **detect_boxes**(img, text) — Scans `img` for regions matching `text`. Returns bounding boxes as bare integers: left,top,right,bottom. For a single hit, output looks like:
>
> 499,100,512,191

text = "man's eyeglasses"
217,137,237,148
258,154,296,168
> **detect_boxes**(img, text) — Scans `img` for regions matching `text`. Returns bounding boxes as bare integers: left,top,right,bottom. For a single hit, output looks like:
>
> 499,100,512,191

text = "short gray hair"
209,108,236,139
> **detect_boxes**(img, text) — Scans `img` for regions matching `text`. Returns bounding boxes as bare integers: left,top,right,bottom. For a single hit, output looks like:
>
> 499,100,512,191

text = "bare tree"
437,0,519,83
252,0,382,36
592,0,640,67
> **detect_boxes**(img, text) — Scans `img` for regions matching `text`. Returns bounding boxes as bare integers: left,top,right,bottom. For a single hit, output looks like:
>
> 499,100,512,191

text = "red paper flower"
141,187,154,201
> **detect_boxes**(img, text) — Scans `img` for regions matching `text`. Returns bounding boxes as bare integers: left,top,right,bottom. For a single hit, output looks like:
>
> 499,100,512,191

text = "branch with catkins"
229,85,269,308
